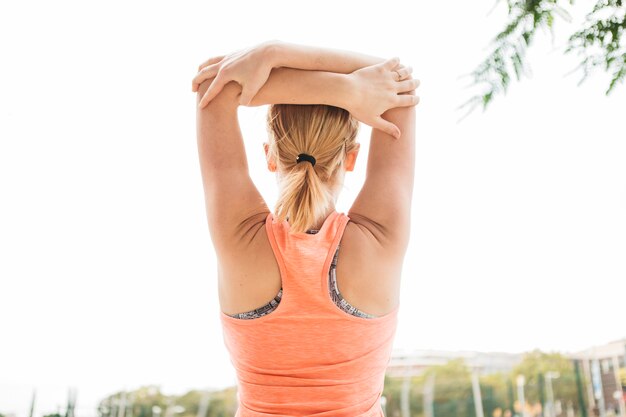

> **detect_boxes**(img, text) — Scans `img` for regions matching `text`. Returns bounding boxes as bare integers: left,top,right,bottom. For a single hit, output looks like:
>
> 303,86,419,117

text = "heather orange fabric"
220,210,400,417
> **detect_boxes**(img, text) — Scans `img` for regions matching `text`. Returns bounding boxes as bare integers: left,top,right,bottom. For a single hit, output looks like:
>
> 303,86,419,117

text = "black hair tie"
296,153,316,167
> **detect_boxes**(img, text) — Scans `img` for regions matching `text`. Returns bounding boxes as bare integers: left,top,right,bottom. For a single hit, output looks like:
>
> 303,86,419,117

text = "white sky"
1,0,625,416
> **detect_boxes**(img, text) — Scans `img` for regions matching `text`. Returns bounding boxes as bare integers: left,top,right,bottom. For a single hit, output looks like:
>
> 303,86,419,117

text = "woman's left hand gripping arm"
192,40,276,108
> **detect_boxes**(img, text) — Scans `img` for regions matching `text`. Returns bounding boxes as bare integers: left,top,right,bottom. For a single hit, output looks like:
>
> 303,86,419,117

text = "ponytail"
275,156,335,234
266,104,359,234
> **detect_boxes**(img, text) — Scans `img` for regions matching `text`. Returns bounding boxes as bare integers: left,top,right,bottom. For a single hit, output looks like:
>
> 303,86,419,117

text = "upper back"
218,210,404,318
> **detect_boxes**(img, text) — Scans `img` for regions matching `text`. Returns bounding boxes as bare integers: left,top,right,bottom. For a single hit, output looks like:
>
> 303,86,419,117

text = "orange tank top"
219,210,400,417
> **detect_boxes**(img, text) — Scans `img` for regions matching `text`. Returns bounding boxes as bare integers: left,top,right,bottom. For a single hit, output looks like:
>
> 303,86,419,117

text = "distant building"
567,337,626,417
386,347,524,377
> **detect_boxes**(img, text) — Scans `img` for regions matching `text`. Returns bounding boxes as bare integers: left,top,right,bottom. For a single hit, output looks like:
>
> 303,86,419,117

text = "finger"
198,75,228,109
396,78,421,93
373,116,401,139
192,63,221,92
397,79,420,91
396,93,421,107
383,56,400,70
198,55,225,71
395,66,413,80
377,56,400,71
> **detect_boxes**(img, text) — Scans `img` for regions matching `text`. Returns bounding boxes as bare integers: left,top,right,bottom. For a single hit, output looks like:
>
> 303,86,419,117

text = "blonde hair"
266,104,360,234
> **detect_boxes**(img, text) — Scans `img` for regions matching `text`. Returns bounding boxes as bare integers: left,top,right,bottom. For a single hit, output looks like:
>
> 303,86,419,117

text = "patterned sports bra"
226,228,377,320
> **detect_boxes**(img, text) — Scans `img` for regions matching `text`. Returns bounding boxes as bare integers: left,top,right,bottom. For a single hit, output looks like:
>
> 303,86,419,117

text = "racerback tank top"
219,210,400,417
225,242,376,320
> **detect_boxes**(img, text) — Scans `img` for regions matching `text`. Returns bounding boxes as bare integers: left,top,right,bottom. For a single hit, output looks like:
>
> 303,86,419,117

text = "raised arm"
193,43,419,261
192,40,408,106
265,40,387,74
348,101,416,258
192,42,418,138
245,67,353,108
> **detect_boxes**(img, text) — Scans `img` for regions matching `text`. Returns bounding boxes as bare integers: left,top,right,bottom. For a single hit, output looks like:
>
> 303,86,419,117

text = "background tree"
479,371,515,416
462,0,626,115
383,351,586,417
510,349,579,409
383,359,479,417
97,386,237,417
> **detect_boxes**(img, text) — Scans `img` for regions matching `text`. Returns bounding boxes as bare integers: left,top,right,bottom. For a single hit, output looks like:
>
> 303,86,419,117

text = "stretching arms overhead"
193,40,419,262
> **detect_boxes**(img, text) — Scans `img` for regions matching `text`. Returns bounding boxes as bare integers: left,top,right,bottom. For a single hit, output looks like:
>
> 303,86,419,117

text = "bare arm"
246,67,353,108
266,40,386,73
192,43,417,137
349,103,416,255
193,40,403,108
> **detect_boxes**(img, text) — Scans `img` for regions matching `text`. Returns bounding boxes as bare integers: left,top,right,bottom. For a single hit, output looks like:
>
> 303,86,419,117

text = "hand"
192,41,275,108
346,57,420,139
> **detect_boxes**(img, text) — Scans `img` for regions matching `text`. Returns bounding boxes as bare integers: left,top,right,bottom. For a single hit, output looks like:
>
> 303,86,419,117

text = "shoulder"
215,210,271,265
235,210,272,247
343,211,408,262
